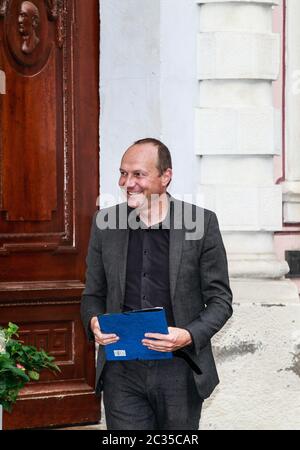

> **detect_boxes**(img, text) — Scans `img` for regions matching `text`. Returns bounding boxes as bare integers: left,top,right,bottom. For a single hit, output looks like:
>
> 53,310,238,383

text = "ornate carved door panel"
0,0,100,429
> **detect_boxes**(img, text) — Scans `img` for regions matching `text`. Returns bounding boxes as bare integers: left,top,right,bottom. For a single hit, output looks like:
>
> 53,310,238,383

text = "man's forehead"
121,144,158,165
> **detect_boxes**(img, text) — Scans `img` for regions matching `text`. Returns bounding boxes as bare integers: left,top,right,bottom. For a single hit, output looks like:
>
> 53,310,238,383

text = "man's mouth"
127,191,142,196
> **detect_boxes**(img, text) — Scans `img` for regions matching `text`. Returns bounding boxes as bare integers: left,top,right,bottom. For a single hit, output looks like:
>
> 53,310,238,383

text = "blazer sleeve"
184,211,233,354
80,212,107,342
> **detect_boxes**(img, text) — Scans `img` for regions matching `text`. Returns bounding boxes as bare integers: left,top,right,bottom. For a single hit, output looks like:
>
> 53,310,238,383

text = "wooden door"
0,0,100,429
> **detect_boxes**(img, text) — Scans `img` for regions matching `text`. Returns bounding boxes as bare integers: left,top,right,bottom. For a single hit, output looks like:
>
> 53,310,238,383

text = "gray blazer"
80,197,233,399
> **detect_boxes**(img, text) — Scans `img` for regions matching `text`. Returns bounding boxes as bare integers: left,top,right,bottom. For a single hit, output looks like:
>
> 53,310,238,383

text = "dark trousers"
102,356,203,430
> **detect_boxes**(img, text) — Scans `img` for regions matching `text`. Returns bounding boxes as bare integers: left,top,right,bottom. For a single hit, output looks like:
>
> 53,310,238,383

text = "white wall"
100,0,199,205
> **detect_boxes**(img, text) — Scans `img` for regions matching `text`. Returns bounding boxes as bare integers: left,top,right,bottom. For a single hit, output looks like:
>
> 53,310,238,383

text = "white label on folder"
114,350,126,357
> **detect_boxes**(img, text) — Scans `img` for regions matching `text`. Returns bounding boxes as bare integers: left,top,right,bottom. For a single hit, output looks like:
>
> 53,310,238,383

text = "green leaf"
0,322,61,412
28,370,39,381
4,323,19,340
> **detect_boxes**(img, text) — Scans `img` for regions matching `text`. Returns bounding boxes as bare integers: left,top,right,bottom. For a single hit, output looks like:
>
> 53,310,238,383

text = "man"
18,1,40,55
81,138,233,430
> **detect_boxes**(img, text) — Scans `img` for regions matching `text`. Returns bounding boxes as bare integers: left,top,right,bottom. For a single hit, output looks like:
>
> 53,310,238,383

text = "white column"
196,0,300,430
282,0,300,223
196,0,298,302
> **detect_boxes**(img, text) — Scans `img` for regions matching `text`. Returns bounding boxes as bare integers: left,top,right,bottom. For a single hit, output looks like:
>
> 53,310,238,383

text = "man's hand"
90,316,119,346
142,327,192,352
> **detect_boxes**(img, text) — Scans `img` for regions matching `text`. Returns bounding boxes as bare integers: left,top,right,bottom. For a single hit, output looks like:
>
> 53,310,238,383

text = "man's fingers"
146,346,172,352
90,317,119,344
95,338,119,345
144,343,173,350
142,340,175,352
96,333,119,346
144,332,170,340
101,333,118,339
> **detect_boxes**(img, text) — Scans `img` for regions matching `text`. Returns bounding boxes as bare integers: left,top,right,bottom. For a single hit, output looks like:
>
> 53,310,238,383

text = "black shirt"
123,214,175,327
122,205,196,366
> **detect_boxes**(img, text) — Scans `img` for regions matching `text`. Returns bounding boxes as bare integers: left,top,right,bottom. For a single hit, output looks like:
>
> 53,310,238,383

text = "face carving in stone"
18,1,40,54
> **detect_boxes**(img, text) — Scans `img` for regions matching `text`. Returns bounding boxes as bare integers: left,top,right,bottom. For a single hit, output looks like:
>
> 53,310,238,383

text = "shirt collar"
127,193,171,230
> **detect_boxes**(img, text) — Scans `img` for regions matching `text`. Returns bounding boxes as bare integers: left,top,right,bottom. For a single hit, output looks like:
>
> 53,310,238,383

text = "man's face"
118,143,171,209
18,3,34,36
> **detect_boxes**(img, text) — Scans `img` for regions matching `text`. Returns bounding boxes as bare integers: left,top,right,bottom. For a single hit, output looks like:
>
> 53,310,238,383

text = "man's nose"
122,175,135,189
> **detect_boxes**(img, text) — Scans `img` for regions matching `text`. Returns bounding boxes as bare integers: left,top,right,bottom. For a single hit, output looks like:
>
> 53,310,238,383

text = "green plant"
0,323,60,412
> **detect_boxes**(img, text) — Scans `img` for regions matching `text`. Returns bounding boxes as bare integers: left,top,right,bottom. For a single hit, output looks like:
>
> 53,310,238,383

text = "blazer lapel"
116,203,142,307
117,229,129,307
114,203,130,307
169,198,184,303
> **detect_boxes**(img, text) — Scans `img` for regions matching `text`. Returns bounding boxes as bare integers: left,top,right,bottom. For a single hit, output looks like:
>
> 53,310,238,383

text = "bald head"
122,142,160,173
119,139,173,209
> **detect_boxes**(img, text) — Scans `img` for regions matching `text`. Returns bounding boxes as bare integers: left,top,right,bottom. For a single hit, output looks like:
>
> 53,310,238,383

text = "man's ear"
161,168,172,187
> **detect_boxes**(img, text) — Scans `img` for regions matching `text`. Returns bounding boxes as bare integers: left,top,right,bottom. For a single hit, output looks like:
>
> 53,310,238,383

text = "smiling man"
119,140,171,216
81,138,233,430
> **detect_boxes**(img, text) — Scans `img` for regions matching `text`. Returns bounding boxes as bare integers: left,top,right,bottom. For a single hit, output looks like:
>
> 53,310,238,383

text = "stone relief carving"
18,1,40,54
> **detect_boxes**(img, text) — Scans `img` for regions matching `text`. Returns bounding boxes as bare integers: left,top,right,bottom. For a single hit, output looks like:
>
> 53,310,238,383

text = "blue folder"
98,307,173,361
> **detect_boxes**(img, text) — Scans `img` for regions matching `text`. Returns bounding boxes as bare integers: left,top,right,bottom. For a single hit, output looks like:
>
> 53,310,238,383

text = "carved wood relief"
18,2,41,56
0,0,100,429
19,321,73,362
0,0,74,254
0,0,65,48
